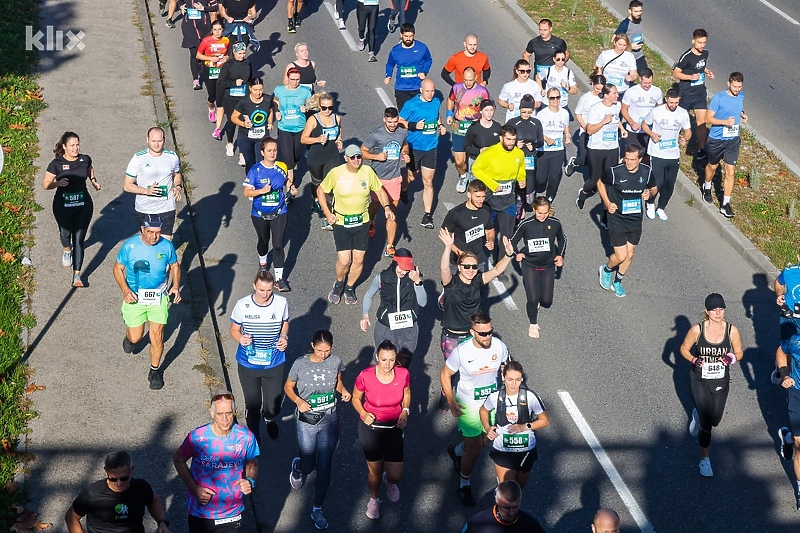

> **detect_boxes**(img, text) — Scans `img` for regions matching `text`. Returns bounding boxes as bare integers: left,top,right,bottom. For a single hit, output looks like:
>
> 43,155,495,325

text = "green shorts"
121,295,169,327
457,400,485,438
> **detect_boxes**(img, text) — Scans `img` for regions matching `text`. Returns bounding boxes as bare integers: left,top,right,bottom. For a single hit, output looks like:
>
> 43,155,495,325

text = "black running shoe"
447,444,462,474
457,485,476,507
420,213,434,229
276,278,291,292
576,189,587,210
719,203,735,218
564,156,577,177
779,427,794,461
123,335,134,354
695,148,707,160
266,418,280,440
701,187,713,204
148,369,164,390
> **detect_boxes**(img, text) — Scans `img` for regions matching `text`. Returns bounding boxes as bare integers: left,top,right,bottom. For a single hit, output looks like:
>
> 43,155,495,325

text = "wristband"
383,204,390,209
407,122,418,131
446,110,454,119
779,366,790,379
402,407,410,414
247,477,256,488
506,252,514,258
691,356,703,368
721,352,737,366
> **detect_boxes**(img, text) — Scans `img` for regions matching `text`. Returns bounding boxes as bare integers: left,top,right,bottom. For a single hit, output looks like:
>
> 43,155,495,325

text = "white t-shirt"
125,149,181,214
539,66,576,108
595,50,636,93
483,389,546,452
575,92,602,134
586,101,622,150
622,84,663,131
645,104,691,160
446,337,509,406
499,79,543,122
535,107,570,151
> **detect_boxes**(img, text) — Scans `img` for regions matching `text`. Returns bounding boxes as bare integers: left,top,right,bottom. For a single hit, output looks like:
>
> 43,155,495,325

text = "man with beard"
616,1,646,73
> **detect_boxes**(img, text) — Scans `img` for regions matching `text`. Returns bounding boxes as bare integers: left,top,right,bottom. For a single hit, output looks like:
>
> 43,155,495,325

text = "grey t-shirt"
363,126,408,181
617,18,644,60
287,355,344,412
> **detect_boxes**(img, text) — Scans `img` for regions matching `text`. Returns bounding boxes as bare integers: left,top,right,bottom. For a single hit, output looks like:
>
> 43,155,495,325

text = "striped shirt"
230,294,288,369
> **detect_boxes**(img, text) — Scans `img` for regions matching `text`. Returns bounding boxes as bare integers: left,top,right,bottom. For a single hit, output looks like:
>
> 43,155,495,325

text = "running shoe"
212,128,222,141
526,192,536,206
327,280,344,304
719,203,735,218
779,427,794,461
321,220,333,231
72,273,84,288
193,79,201,90
596,211,607,230
612,280,626,298
62,249,72,267
337,18,346,30
437,291,445,311
165,19,175,29
265,418,280,440
312,199,322,214
695,148,707,160
698,457,713,477
368,52,377,62
383,473,400,502
399,189,409,204
358,39,366,51
294,13,301,27
368,221,376,238
159,1,166,15
226,143,234,157
208,109,217,123
259,263,268,272
122,335,135,354
310,509,328,530
456,174,469,193
276,278,292,292
384,244,396,257
645,202,655,220
420,213,434,229
528,324,540,339
575,189,587,209
598,265,613,290
656,208,668,221
564,156,577,177
447,444,462,474
388,14,397,33
290,457,304,489
438,392,450,412
238,153,245,166
343,286,357,305
287,20,296,33
701,186,713,204
148,368,164,390
689,408,699,437
457,485,476,507
366,499,380,520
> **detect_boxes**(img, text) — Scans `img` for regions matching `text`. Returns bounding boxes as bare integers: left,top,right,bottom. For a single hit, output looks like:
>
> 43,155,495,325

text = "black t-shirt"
511,215,566,267
675,48,709,94
179,0,218,48
464,121,502,158
221,0,255,19
525,35,568,67
442,202,493,261
46,155,93,198
463,508,546,533
504,117,544,155
234,94,274,138
442,273,485,333
602,162,655,227
72,478,154,533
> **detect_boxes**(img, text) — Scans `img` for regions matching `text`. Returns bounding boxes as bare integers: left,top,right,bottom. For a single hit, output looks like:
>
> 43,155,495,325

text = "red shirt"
355,366,410,422
198,36,230,66
443,51,491,84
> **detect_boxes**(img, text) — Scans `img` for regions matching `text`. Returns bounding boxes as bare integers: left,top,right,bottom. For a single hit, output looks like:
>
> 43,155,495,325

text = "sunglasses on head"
472,329,494,337
212,392,234,402
459,263,478,270
320,105,334,111
517,69,531,73
107,475,130,482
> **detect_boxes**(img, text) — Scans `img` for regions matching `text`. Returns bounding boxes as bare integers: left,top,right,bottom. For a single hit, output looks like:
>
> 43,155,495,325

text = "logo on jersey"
312,373,326,381
250,109,268,128
114,503,129,520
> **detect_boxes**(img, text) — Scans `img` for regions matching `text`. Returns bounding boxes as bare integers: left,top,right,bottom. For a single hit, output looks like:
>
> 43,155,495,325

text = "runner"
196,20,229,128
446,67,490,193
362,107,410,257
384,23,433,111
387,0,409,34
113,215,181,390
775,255,800,329
480,361,549,487
175,0,217,90
286,0,303,33
301,92,343,229
274,67,313,190
441,312,510,506
534,49,576,110
575,84,626,210
352,340,411,520
231,77,274,172
703,72,747,218
243,137,291,290
592,508,621,533
318,145,394,305
356,0,380,62
361,248,427,359
775,324,800,510
464,100,503,167
522,19,569,81
283,43,327,93
441,180,495,273
511,197,565,339
673,29,714,159
535,89,571,201
43,131,100,287
498,60,542,122
229,270,290,442
504,96,544,204
123,127,183,240
213,41,252,157
173,390,259,532
679,293,743,477
566,73,605,177
66,451,170,533
461,481,546,532
641,87,691,220
284,329,351,530
441,34,491,86
620,68,662,161
333,0,346,29
594,34,638,96
398,78,446,229
616,0,646,73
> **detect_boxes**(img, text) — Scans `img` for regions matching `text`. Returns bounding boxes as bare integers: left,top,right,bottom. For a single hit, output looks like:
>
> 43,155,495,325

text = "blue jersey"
116,234,177,293
400,95,442,151
708,90,745,140
779,264,800,316
245,161,289,216
781,334,800,389
385,41,433,92
274,85,312,133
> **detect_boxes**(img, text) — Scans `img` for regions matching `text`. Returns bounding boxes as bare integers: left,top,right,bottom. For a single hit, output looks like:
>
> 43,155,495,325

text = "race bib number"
456,120,471,135
559,86,569,101
63,191,84,208
261,191,280,207
248,346,274,366
156,185,169,197
473,383,497,401
248,125,266,139
208,67,220,80
343,213,364,227
322,127,338,140
464,224,485,244
547,137,563,149
722,124,739,138
309,391,335,411
702,361,725,379
399,65,417,78
385,144,400,160
621,198,642,214
631,34,643,45
607,75,624,87
691,72,705,86
422,121,437,134
524,156,536,170
137,289,161,306
496,181,513,195
388,311,414,330
527,237,549,253
362,0,379,5
658,138,677,150
283,107,300,119
602,130,618,143
229,85,246,97
535,65,549,79
186,8,202,19
502,433,530,449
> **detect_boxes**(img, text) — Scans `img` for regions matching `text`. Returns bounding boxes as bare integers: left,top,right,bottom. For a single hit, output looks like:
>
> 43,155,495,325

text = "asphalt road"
603,0,800,168
139,0,797,531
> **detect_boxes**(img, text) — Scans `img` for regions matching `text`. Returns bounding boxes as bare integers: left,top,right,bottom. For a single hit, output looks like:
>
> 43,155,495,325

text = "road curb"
496,0,780,282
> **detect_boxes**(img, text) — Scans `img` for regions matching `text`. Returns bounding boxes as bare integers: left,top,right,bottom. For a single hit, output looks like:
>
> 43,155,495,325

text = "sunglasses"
549,96,561,100
473,329,494,337
212,392,234,402
517,69,531,74
348,154,362,160
459,263,479,270
554,58,566,62
107,475,130,482
320,105,334,111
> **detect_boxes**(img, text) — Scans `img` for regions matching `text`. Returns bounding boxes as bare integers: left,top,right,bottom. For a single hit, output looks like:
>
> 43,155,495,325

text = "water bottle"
243,330,255,358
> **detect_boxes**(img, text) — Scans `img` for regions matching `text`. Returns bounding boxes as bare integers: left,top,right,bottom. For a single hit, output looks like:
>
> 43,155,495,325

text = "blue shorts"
451,133,466,153
788,387,800,437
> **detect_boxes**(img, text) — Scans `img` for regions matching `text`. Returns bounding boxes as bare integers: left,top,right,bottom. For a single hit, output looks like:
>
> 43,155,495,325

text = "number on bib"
248,346,274,366
658,138,677,150
702,362,725,380
502,433,530,449
527,238,549,253
722,124,739,138
309,391,335,411
601,130,618,143
621,198,642,214
208,67,221,80
388,311,414,330
261,191,280,207
137,289,161,306
63,191,85,208
187,8,202,19
496,182,513,195
229,85,246,97
342,214,364,227
473,383,497,401
248,125,266,139
464,224,485,244
524,156,536,170
399,66,417,78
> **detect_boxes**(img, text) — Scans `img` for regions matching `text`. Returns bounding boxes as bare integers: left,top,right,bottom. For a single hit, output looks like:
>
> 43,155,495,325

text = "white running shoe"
656,208,668,221
226,143,234,157
337,18,346,30
456,174,469,194
238,153,245,166
689,408,699,437
61,249,72,268
645,203,655,220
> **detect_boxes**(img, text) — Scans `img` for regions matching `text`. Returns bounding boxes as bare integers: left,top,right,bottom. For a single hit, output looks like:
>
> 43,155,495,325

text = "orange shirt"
443,51,491,84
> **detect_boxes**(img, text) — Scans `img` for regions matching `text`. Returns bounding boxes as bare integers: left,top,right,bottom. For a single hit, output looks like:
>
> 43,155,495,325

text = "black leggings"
575,131,588,166
690,375,729,448
277,129,304,171
53,195,93,271
250,214,287,266
537,150,565,200
648,156,679,210
357,3,379,52
335,0,344,15
307,159,338,187
583,147,619,194
221,95,242,143
522,263,555,324
202,68,219,105
187,46,200,80
492,209,515,262
238,363,285,437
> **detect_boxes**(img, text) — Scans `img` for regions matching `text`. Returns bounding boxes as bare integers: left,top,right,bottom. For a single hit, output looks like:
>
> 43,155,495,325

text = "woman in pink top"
352,340,411,520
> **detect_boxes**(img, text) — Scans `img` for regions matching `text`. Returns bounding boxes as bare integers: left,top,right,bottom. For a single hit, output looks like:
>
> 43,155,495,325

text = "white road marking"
443,202,518,311
759,0,800,24
375,87,394,108
324,2,358,50
558,391,655,533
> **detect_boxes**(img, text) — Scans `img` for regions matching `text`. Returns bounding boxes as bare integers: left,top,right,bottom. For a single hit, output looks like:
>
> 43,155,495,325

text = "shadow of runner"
81,192,139,281
662,314,693,418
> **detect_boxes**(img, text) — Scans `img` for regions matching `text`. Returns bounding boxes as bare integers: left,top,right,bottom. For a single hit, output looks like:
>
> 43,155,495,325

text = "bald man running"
591,508,620,533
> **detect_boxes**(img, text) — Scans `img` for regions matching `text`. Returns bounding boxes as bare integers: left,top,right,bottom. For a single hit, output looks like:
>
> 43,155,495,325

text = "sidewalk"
25,0,217,530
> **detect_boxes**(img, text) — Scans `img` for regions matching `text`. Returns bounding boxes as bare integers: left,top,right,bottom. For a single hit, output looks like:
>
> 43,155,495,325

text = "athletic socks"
459,474,471,488
702,182,712,190
722,195,731,205
150,365,159,372
615,271,625,283
312,506,322,513
258,254,267,265
603,265,613,274
275,267,284,280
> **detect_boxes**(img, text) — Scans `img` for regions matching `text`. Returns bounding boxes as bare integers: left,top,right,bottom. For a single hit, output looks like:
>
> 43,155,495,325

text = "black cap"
142,214,162,228
704,293,726,311
479,99,496,111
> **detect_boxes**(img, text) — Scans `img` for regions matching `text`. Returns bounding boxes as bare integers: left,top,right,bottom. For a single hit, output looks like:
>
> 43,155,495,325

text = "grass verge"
0,0,46,530
519,0,800,268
